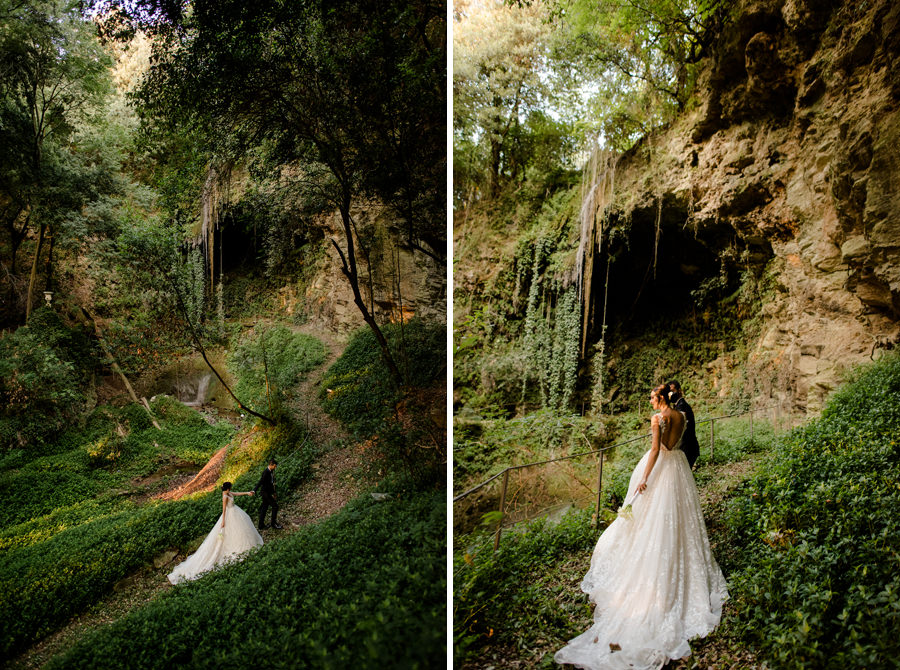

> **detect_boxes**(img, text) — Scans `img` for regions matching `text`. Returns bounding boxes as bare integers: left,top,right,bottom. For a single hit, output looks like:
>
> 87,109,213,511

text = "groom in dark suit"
667,381,699,469
254,459,282,529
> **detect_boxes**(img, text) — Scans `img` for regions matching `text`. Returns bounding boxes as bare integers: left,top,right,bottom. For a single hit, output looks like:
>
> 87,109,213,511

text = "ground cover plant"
321,318,446,488
0,399,313,658
715,352,900,668
45,489,446,669
454,354,900,668
227,325,327,416
0,398,233,529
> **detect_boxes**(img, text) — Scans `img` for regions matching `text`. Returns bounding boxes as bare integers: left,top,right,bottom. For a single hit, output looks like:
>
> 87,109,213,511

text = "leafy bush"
0,309,98,449
47,490,446,669
320,319,445,437
454,509,597,665
320,319,445,487
227,325,326,416
718,353,900,667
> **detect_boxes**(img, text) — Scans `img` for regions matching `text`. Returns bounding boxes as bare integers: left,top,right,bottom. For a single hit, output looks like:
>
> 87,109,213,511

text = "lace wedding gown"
168,492,263,585
555,412,728,670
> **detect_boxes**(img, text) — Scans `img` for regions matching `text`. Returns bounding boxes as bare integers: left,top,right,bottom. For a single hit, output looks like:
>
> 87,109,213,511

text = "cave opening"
583,203,773,345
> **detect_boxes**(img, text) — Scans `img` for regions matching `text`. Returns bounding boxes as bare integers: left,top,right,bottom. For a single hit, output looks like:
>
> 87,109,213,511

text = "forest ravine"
454,0,900,666
1,0,446,667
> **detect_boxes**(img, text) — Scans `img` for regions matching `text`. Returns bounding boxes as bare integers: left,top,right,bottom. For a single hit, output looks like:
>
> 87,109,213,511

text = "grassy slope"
46,489,445,669
2,320,447,668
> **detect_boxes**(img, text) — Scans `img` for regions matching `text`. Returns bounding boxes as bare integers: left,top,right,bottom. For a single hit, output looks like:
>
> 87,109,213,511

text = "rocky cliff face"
598,0,900,411
303,203,446,336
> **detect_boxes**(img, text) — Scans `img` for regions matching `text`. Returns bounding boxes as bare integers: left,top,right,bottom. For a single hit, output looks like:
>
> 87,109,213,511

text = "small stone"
841,236,870,262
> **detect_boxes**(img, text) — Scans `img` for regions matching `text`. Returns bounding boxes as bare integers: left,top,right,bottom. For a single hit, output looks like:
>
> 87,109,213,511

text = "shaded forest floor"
6,323,370,670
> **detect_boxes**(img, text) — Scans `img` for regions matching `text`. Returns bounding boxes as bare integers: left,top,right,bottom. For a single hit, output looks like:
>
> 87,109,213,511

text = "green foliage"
133,0,444,264
46,490,446,669
0,398,233,530
227,326,326,417
0,309,99,449
321,319,445,437
454,509,597,665
0,412,307,657
321,319,445,487
453,409,603,485
717,353,900,667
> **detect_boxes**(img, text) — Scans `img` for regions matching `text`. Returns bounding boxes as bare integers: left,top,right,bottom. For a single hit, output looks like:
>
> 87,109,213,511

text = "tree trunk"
81,307,162,430
489,137,501,198
44,229,54,292
331,198,403,389
25,222,45,321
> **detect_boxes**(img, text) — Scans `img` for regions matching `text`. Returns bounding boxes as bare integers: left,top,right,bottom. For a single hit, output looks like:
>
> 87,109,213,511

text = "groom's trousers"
258,491,279,528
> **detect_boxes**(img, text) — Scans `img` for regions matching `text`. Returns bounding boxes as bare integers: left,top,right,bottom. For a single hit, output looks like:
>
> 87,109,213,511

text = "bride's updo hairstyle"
222,482,233,491
651,384,673,406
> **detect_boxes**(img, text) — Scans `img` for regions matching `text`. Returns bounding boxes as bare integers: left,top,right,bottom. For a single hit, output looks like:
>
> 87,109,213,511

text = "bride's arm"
638,415,661,493
221,494,227,527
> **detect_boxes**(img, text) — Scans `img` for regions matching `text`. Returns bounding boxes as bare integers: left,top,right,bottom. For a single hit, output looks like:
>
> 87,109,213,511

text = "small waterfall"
575,146,618,356
193,373,212,406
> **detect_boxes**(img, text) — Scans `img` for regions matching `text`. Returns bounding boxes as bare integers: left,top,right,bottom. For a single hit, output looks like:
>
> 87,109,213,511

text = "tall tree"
0,0,113,322
108,0,446,388
454,0,554,198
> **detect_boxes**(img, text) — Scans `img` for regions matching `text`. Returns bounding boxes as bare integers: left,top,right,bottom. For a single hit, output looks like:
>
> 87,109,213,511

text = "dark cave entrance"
582,199,774,343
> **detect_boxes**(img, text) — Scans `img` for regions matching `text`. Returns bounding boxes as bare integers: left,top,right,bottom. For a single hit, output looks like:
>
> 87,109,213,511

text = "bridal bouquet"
217,529,224,540
617,493,638,521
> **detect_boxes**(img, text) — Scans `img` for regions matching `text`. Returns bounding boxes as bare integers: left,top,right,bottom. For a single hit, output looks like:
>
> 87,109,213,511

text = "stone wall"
602,0,900,411
303,203,446,336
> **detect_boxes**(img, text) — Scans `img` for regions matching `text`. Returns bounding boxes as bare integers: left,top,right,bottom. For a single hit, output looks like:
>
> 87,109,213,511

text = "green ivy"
716,352,900,667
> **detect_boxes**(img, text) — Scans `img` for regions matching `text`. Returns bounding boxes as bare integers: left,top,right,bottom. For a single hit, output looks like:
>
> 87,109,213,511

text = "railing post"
594,452,604,528
749,408,754,448
493,468,510,552
709,418,715,463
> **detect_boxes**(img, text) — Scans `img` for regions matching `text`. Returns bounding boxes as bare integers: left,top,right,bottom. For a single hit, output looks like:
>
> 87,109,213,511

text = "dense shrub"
227,325,326,416
320,319,445,488
454,509,597,665
718,353,900,667
320,319,445,437
0,309,99,449
47,490,446,669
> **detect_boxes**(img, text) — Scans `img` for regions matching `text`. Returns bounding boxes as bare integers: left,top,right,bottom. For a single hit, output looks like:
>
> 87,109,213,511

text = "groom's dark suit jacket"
254,467,276,497
674,397,699,469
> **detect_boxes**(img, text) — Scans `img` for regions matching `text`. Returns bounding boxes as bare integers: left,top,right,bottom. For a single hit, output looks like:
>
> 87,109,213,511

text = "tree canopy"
453,0,730,205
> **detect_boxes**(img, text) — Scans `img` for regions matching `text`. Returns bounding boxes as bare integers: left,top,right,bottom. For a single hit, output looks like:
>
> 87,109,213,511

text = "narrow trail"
9,323,366,670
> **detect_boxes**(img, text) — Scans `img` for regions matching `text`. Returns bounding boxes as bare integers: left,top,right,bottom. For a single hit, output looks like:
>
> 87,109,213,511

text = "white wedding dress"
555,412,728,670
167,492,263,584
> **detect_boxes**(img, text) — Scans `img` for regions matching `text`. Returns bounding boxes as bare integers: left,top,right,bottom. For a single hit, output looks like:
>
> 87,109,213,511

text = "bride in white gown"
555,384,728,670
168,482,264,585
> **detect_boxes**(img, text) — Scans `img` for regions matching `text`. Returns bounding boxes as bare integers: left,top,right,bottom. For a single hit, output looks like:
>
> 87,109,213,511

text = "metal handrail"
454,403,783,550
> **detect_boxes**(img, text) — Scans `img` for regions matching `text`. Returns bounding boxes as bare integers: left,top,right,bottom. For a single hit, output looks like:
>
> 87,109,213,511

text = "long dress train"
168,492,263,584
555,413,728,670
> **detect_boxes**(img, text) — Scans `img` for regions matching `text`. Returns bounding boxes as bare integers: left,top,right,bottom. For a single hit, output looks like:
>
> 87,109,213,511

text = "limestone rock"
841,236,870,262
